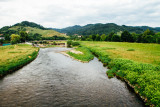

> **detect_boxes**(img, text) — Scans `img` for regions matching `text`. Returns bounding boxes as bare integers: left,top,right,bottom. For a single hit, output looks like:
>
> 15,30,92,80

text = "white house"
0,34,5,40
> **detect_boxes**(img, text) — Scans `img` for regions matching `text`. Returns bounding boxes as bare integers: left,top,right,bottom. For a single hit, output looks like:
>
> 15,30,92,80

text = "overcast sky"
0,0,160,28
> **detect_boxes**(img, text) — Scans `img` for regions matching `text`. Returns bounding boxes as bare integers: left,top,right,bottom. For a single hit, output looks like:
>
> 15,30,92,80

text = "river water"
0,47,144,107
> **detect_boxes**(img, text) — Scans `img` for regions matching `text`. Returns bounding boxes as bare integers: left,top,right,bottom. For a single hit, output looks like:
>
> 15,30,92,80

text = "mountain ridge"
52,23,160,36
0,21,67,39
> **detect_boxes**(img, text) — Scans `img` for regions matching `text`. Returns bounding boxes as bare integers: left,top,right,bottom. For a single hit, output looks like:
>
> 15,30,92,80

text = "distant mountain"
53,23,160,36
0,21,67,38
13,21,47,30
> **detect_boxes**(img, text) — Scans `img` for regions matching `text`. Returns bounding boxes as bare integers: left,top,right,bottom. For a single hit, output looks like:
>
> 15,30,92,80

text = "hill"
53,23,160,36
0,21,68,40
9,26,66,37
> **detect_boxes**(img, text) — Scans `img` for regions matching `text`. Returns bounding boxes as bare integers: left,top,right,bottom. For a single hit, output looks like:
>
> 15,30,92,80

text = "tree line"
79,29,160,44
0,31,67,45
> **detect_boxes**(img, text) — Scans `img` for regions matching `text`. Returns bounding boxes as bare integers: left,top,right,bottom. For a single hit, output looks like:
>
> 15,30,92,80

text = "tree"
121,31,134,42
143,29,154,36
131,33,138,42
156,36,160,44
95,34,100,41
4,34,11,41
89,35,92,40
111,34,121,42
10,34,20,44
0,39,4,45
141,29,156,43
33,33,42,40
136,34,143,43
92,34,96,41
101,34,106,41
108,32,114,41
19,31,28,42
54,35,58,40
143,35,155,43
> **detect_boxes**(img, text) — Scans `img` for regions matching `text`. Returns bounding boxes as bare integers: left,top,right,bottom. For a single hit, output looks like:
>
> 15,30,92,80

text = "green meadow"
0,44,39,77
9,26,67,37
80,41,160,65
67,46,94,62
79,41,160,106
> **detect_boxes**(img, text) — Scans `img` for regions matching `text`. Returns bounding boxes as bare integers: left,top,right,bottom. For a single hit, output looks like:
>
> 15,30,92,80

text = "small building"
62,33,67,36
74,34,79,36
78,35,82,38
0,34,5,40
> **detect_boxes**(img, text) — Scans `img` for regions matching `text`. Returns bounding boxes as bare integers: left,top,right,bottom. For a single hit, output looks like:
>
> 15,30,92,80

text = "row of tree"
80,29,160,43
10,31,67,44
10,31,28,44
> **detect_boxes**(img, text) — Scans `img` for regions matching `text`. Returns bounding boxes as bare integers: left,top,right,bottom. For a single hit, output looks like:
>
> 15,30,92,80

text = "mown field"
80,41,160,106
80,41,160,65
0,44,39,77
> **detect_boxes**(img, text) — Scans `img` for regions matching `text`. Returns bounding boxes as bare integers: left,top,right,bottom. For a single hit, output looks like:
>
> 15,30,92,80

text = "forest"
70,29,160,44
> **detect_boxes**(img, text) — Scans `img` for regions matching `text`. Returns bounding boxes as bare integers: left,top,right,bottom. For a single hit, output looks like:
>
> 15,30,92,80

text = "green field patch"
79,41,160,106
0,44,39,77
127,49,135,51
67,47,94,62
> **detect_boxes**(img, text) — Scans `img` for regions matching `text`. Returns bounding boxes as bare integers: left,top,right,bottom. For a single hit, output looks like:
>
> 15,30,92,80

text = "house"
78,35,82,38
0,34,5,40
62,33,67,36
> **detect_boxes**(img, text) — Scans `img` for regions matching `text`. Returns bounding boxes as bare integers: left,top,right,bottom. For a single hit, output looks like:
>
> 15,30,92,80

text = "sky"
0,0,160,28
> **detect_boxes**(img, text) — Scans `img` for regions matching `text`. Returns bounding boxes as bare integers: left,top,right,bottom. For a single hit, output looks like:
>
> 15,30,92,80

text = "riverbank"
62,46,94,63
0,44,39,77
80,41,160,106
0,47,144,106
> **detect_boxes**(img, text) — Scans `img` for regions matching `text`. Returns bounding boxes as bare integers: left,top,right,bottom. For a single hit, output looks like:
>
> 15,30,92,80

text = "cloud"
0,0,160,28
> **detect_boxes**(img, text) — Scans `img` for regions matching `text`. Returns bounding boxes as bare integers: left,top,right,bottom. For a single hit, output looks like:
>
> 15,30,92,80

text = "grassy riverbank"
0,44,39,77
80,41,160,106
67,47,94,62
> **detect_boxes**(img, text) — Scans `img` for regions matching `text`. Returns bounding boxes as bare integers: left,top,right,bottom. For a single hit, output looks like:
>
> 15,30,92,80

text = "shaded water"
0,48,144,106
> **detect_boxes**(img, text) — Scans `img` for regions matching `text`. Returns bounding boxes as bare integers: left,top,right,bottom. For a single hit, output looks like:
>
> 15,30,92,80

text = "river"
0,47,144,106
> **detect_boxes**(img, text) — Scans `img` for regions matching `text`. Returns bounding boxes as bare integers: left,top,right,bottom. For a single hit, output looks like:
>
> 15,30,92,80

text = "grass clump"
107,58,160,106
67,47,94,62
67,40,80,47
127,49,135,51
0,44,39,77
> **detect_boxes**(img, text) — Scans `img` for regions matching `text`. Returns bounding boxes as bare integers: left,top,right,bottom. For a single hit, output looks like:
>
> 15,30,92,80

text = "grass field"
67,47,94,62
80,41,160,65
9,26,68,37
80,41,160,106
0,44,39,77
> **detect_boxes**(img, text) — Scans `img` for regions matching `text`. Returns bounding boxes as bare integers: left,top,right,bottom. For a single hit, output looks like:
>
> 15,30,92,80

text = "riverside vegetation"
0,44,39,77
66,41,94,62
70,41,160,106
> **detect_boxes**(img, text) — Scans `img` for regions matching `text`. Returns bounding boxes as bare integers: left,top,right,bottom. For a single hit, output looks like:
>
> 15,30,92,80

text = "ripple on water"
0,47,144,107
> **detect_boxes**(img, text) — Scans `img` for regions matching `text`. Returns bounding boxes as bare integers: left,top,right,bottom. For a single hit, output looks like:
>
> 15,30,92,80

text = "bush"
72,42,80,46
127,49,135,51
67,40,72,47
67,47,94,62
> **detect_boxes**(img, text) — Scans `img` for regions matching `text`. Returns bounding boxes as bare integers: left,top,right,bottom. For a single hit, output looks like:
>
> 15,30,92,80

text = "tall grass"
0,44,39,77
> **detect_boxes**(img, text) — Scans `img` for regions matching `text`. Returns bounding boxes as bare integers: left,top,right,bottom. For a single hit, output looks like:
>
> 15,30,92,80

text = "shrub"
127,49,135,51
72,42,80,46
67,40,72,47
